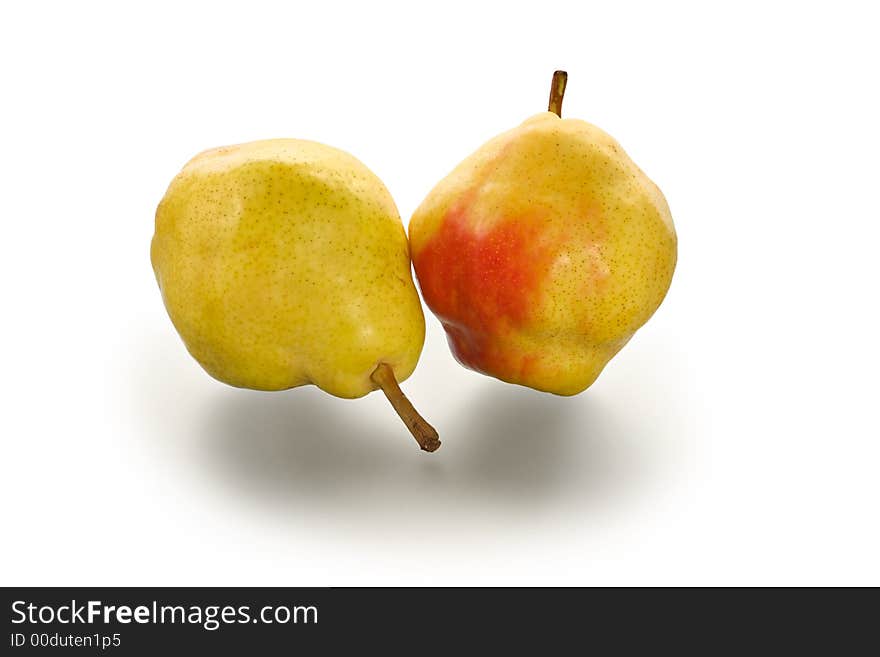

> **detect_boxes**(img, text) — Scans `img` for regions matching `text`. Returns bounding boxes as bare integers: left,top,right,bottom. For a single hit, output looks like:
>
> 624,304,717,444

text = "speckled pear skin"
409,112,676,395
152,139,425,399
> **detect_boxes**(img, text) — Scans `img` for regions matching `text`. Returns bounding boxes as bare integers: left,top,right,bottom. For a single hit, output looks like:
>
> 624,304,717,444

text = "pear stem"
370,363,441,453
548,70,568,117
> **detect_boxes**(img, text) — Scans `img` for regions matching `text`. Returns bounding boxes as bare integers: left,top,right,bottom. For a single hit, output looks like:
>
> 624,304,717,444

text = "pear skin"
152,139,439,450
409,72,677,395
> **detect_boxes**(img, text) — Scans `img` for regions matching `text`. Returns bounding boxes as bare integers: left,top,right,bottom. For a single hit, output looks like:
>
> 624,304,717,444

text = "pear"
409,72,677,395
152,139,439,451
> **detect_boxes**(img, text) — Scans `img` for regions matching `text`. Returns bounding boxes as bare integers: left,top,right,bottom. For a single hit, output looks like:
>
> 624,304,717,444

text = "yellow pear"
152,139,439,451
409,72,677,395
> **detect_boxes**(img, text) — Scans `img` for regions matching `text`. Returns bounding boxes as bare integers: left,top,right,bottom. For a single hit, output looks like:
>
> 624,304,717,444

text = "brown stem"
548,70,568,117
371,363,440,453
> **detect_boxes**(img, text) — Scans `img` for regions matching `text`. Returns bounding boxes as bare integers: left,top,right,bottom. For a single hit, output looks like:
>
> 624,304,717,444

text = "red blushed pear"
409,72,677,395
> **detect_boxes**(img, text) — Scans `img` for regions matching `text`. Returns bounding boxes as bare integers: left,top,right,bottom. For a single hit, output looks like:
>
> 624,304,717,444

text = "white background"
2,1,878,586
